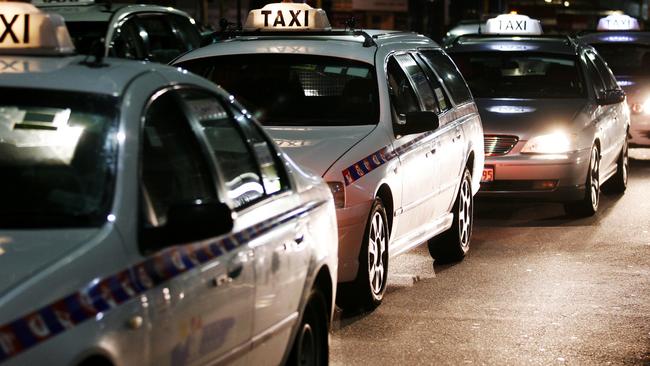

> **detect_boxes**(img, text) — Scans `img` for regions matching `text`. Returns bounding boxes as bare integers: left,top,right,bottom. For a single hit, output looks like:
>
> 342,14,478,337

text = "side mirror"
597,89,626,106
142,201,234,250
395,111,440,136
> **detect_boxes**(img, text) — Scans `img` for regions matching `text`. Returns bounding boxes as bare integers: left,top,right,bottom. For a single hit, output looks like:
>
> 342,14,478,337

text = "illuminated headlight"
327,182,345,209
521,132,575,154
630,97,650,114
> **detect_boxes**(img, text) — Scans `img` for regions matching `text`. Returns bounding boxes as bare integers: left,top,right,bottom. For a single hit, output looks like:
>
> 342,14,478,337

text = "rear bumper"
478,148,590,202
335,200,372,283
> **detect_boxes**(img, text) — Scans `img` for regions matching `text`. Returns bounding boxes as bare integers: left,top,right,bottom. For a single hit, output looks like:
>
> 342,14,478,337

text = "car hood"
0,229,99,298
265,125,376,177
475,98,587,139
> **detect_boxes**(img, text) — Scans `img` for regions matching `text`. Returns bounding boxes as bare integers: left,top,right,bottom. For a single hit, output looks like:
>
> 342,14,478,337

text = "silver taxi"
579,13,650,147
34,0,202,63
446,13,630,217
0,4,337,365
174,2,485,311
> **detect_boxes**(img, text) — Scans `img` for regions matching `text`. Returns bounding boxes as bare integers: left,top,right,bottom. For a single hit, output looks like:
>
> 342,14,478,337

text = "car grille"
484,135,519,156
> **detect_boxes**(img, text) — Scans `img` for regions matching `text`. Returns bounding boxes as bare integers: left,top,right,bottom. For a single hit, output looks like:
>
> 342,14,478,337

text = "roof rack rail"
212,29,377,47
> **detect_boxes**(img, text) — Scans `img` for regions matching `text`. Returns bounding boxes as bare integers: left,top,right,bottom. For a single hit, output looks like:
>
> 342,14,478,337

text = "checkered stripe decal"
0,200,325,363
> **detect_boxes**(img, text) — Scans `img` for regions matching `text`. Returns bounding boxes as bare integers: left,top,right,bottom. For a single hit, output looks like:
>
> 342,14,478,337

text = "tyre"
564,145,600,217
427,167,473,263
337,198,389,312
603,138,628,194
286,289,329,366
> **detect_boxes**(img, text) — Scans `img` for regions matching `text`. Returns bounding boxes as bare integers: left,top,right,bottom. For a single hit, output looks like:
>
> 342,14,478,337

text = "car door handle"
294,233,305,245
227,263,243,279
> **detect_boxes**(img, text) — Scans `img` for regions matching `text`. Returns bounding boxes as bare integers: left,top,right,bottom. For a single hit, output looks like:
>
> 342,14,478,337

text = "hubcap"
590,147,600,210
368,211,387,296
458,178,472,248
297,323,316,366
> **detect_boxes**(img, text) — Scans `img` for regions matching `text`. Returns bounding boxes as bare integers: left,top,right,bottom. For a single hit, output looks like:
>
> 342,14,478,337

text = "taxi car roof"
447,35,581,55
0,56,205,96
179,29,438,64
578,31,650,44
36,3,189,22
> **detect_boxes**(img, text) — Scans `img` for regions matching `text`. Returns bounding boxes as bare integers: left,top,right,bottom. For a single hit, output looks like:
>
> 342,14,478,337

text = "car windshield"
65,21,109,55
0,89,118,228
177,54,379,126
449,52,586,98
591,43,650,76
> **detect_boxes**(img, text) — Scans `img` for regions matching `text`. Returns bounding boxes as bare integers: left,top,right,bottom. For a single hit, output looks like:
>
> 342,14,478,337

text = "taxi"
174,2,485,310
446,13,630,217
0,3,337,365
34,0,202,63
578,13,650,147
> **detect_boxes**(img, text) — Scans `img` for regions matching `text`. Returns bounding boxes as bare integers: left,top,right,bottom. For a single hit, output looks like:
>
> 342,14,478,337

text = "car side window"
584,54,607,99
420,50,473,106
141,91,217,227
387,57,420,125
415,53,452,113
110,17,146,60
237,115,290,195
589,51,619,91
167,14,202,51
137,14,186,63
178,89,266,209
394,53,439,113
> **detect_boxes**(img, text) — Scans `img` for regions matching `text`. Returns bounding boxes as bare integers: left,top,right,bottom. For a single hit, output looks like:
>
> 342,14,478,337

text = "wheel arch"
375,183,394,235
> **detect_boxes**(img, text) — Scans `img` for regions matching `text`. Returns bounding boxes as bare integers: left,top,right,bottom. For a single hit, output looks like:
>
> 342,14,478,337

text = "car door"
177,89,308,365
589,51,626,173
418,49,472,216
388,54,440,239
140,89,254,366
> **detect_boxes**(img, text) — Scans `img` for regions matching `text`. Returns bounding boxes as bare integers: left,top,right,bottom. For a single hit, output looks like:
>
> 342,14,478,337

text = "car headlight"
521,132,575,154
327,182,345,209
630,96,650,114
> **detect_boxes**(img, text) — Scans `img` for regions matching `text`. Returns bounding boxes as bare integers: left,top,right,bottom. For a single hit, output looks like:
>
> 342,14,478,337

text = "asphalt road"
330,150,650,366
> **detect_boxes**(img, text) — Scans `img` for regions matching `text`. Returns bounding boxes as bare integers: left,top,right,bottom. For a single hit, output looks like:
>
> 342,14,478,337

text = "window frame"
413,51,453,114
418,49,474,107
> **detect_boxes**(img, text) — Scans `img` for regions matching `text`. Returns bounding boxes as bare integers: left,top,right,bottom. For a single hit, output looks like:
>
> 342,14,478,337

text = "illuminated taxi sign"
244,2,331,32
597,13,640,31
485,14,542,35
0,2,74,55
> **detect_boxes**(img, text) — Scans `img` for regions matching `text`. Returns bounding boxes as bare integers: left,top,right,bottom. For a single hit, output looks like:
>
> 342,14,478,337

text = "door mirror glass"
597,89,625,105
396,111,439,136
142,201,234,250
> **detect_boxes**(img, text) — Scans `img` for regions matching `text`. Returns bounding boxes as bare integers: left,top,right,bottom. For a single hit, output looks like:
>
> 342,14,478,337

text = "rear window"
450,52,586,99
177,54,379,126
591,43,650,76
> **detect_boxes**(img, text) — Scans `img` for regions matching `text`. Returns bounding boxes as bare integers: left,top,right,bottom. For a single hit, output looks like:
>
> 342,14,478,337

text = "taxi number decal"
261,9,309,28
0,14,29,44
0,200,325,363
497,19,527,31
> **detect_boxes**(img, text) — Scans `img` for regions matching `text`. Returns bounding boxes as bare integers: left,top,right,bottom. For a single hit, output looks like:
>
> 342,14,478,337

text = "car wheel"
603,138,628,194
427,167,473,263
287,289,328,366
337,198,389,312
564,145,600,217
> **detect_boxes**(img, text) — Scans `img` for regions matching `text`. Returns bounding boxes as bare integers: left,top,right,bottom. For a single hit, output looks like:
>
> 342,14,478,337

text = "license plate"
481,166,494,183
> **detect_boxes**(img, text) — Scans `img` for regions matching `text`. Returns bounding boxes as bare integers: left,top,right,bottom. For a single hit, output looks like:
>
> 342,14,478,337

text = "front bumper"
478,148,591,202
629,113,650,147
335,200,372,283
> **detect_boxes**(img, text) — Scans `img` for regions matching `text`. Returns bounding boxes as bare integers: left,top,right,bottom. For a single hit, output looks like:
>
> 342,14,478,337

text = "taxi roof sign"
485,13,543,36
0,2,74,55
597,13,640,31
243,2,331,32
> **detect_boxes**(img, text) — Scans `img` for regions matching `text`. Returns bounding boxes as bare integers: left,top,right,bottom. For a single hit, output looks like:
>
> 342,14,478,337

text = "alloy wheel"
458,177,472,248
368,211,387,296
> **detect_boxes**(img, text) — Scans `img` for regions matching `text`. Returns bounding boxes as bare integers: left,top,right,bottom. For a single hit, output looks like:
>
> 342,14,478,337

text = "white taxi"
34,0,203,63
0,3,337,365
174,2,485,310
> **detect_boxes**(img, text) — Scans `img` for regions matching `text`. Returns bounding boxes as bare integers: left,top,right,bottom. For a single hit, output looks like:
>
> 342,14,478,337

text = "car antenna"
80,39,108,68
345,16,357,31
